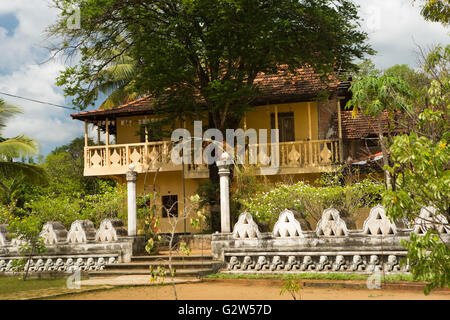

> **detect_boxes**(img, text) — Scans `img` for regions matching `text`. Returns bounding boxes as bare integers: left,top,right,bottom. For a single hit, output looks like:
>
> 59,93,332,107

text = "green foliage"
400,231,450,295
0,99,47,185
50,0,372,136
230,167,269,224
0,135,127,229
346,72,415,190
7,215,47,280
197,181,220,208
0,277,67,295
45,136,112,195
196,181,220,231
145,237,159,256
384,64,431,109
178,241,192,257
414,0,450,24
346,75,413,118
205,272,416,282
23,196,81,228
240,180,383,229
149,265,169,284
24,182,126,229
81,183,127,226
382,134,449,221
353,60,382,79
0,175,39,210
382,44,449,294
280,279,302,300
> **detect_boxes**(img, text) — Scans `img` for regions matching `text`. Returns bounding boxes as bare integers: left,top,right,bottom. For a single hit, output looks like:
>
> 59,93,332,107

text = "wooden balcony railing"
84,139,341,177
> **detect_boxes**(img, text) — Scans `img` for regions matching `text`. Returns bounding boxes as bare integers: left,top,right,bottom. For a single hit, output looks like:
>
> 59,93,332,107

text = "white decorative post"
126,164,138,237
217,152,233,233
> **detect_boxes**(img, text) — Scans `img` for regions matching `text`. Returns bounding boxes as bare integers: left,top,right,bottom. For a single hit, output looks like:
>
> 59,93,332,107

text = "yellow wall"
134,172,209,234
115,115,177,144
110,101,319,234
115,102,318,145
244,102,318,140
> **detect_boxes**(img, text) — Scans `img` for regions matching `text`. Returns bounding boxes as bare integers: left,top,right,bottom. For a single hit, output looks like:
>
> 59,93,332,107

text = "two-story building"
71,69,384,234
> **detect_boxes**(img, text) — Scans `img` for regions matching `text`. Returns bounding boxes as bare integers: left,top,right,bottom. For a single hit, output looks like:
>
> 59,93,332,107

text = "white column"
216,153,233,233
126,164,138,237
337,97,344,163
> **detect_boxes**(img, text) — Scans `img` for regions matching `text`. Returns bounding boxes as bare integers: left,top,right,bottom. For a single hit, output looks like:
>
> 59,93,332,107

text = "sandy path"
52,280,450,300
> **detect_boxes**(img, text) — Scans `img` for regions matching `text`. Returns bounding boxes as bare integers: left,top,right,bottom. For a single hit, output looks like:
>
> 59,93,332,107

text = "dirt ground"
52,279,450,300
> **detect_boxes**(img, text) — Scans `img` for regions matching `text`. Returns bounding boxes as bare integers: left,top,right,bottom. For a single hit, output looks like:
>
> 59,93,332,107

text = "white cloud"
355,0,449,69
0,0,60,73
0,0,448,157
0,1,85,155
0,61,83,155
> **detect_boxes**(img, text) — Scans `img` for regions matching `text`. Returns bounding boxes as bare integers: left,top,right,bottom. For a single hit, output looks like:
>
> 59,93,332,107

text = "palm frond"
99,84,139,109
0,99,22,136
0,162,48,185
97,63,137,92
0,135,39,159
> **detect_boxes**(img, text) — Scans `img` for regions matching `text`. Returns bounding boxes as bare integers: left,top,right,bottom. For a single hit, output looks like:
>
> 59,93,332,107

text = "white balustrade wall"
212,205,450,274
0,218,132,275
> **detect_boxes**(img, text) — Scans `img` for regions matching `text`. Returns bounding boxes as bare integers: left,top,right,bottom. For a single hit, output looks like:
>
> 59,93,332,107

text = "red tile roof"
346,152,383,165
338,111,405,139
251,67,339,105
71,68,341,121
71,96,155,121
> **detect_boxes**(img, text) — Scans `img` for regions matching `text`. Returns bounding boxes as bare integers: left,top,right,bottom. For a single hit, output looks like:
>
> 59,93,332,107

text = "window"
162,195,178,217
139,123,166,142
364,135,379,148
271,112,295,142
139,125,146,143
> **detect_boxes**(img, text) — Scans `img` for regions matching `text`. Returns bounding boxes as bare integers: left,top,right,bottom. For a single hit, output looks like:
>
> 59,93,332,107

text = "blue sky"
0,13,18,37
0,0,448,157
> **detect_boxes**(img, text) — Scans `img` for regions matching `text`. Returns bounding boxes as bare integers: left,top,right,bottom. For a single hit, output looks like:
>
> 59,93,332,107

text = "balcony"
84,139,341,177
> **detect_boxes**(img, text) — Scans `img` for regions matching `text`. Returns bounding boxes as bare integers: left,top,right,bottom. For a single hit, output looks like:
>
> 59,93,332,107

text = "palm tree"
0,98,47,185
87,40,140,109
346,75,412,190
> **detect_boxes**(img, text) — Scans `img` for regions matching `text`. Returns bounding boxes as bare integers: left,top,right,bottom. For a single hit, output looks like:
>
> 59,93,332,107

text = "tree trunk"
378,116,392,190
206,111,241,232
23,241,35,281
208,163,221,232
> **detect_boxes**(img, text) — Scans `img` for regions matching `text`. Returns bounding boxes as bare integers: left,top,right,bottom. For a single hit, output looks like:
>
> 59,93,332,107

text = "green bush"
239,179,383,229
23,182,126,229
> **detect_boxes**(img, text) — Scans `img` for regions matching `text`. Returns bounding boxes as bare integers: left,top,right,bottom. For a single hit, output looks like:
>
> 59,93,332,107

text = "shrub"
23,182,126,229
239,179,383,229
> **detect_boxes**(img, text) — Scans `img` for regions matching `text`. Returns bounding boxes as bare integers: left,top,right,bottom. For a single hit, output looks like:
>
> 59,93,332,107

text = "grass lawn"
204,273,417,282
0,277,68,296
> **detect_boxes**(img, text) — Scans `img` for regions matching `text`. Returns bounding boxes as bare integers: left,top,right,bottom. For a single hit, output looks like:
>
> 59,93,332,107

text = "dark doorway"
162,195,178,217
271,112,295,142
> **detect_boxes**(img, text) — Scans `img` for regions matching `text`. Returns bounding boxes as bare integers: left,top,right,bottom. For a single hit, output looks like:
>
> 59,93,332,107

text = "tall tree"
346,75,413,189
50,0,373,123
414,0,450,24
49,0,373,229
48,136,114,195
56,39,140,109
382,45,449,294
0,99,47,185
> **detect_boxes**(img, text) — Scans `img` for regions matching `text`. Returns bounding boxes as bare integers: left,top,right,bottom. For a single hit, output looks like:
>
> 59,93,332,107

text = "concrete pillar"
337,97,344,163
126,164,138,237
216,153,233,233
